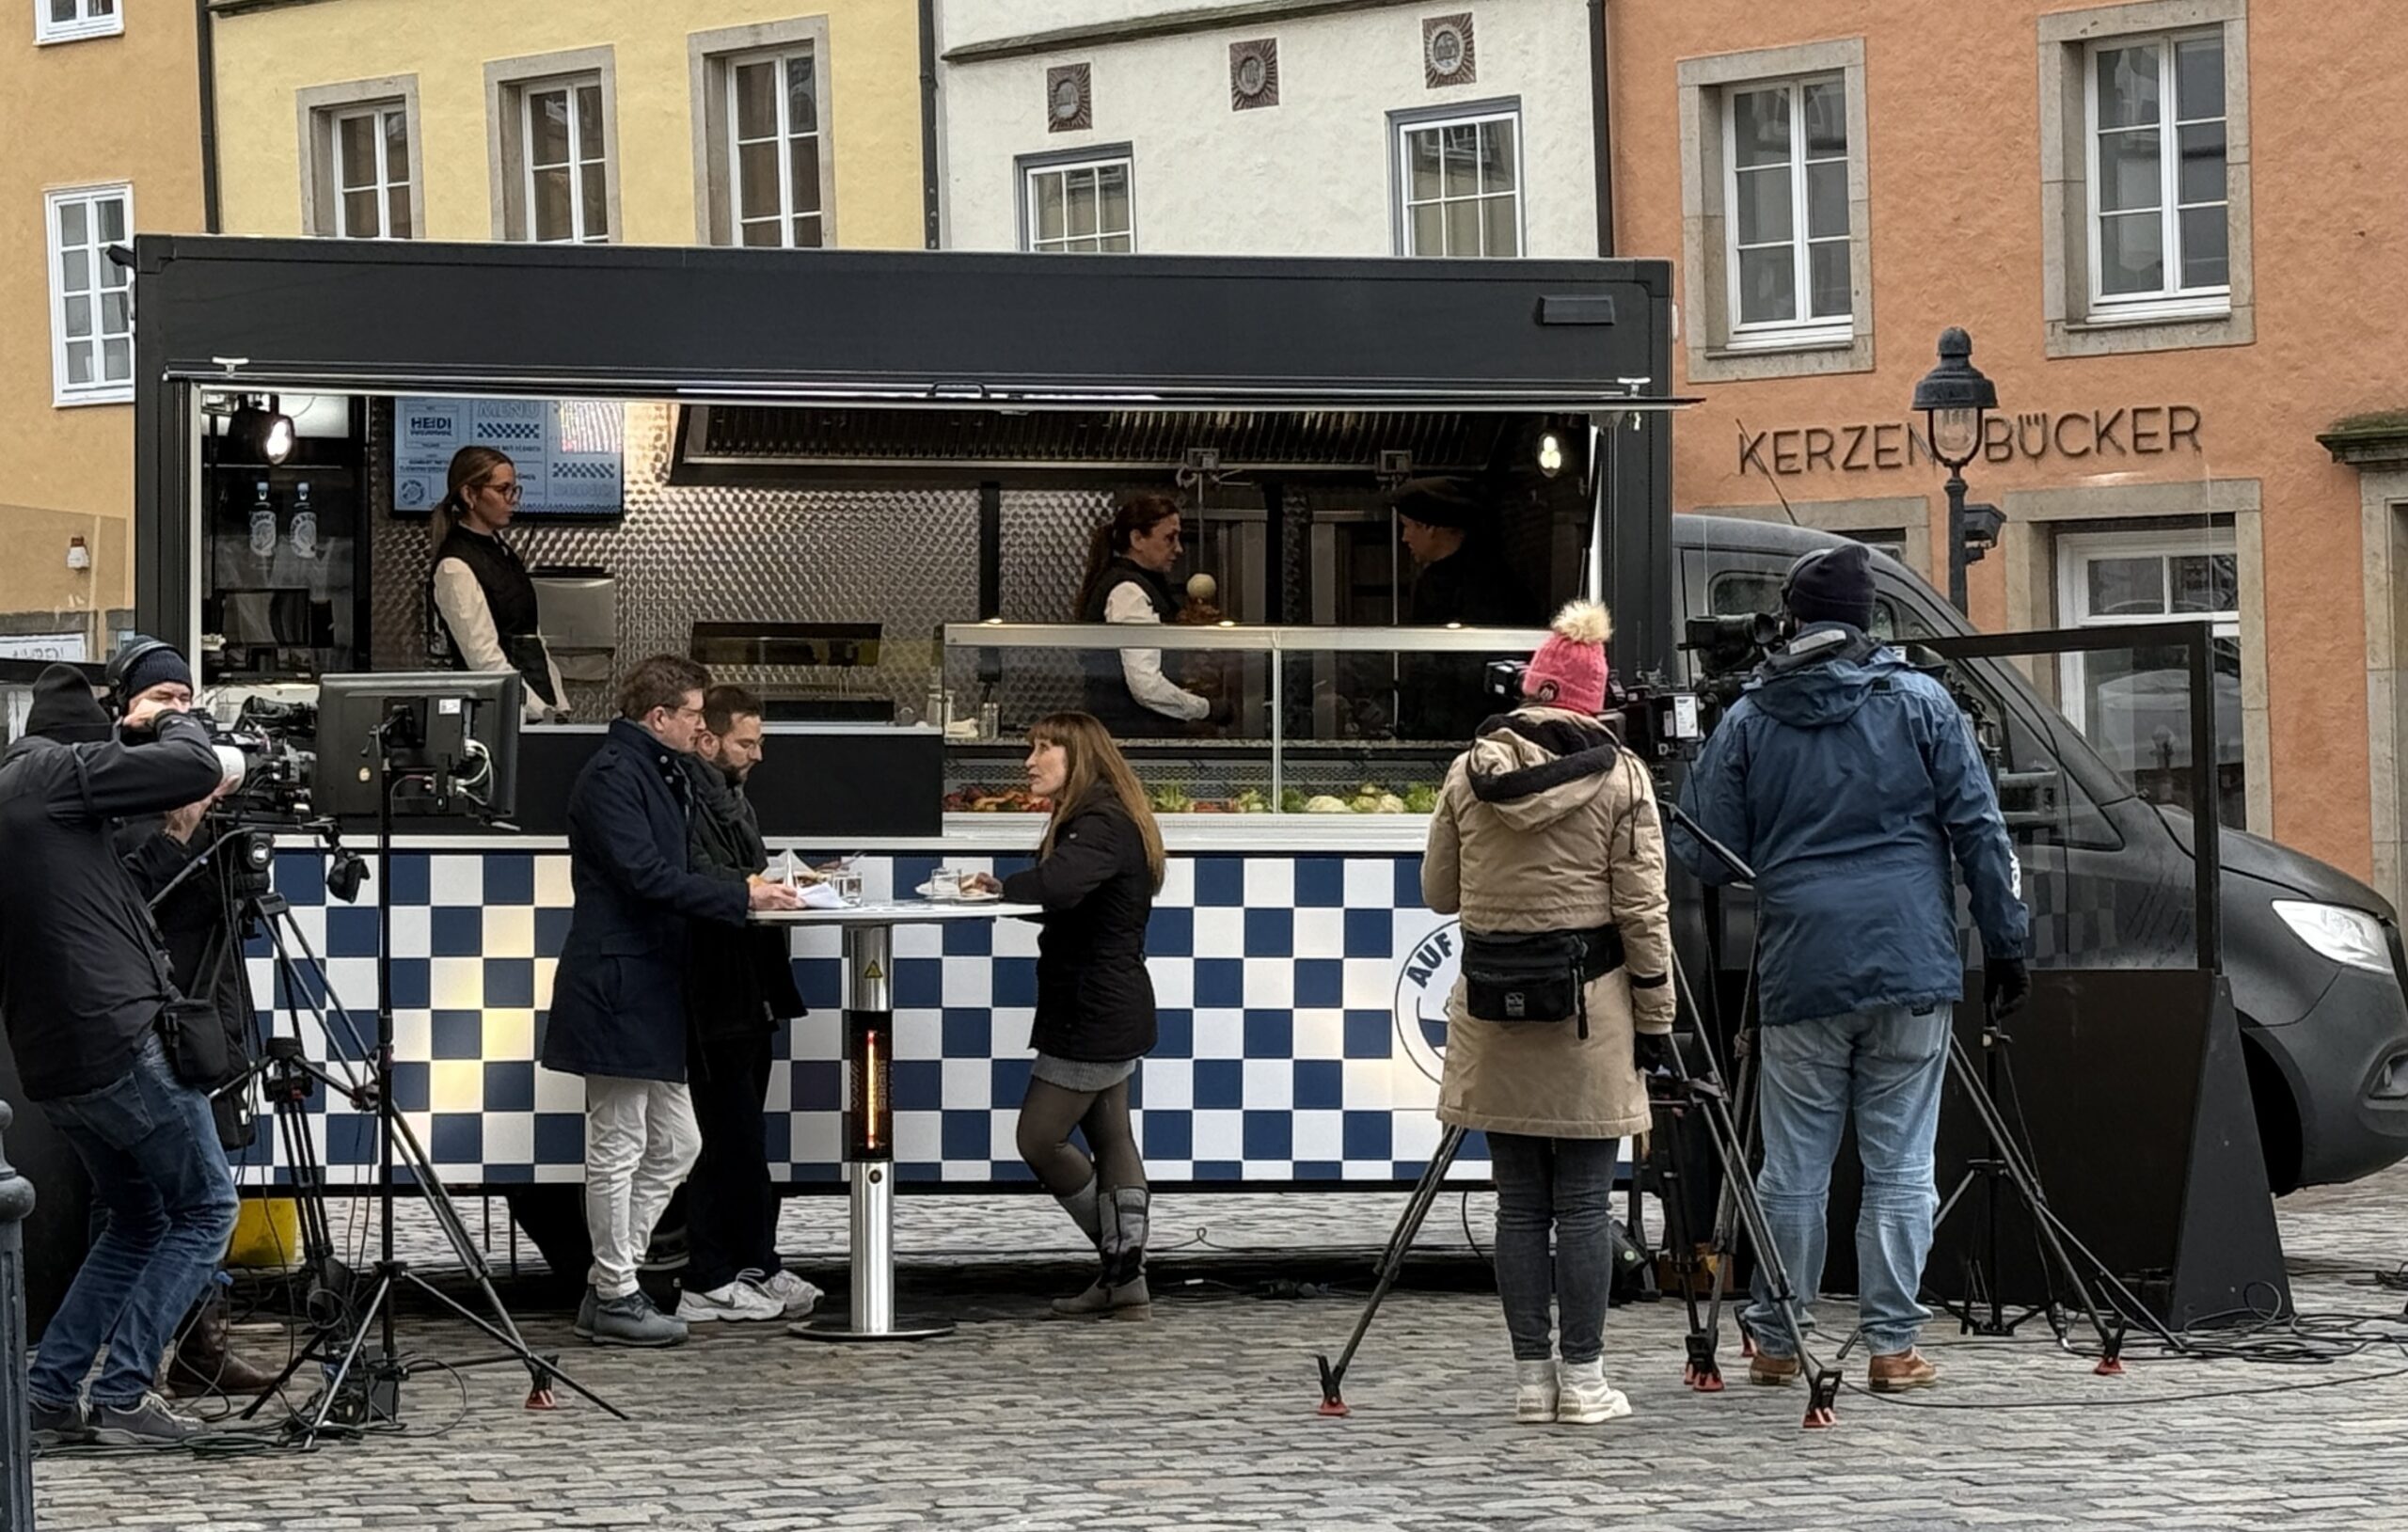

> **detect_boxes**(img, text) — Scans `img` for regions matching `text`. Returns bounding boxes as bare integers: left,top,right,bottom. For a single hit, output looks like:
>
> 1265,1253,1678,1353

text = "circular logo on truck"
1392,918,1461,1084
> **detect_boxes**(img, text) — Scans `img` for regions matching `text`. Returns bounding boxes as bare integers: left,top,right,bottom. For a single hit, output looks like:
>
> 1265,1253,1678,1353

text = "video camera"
207,696,320,822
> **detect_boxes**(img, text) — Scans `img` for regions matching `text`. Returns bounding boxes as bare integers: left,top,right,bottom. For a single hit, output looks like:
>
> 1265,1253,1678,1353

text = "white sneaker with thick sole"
1555,1359,1633,1425
675,1278,784,1323
741,1269,823,1319
1514,1359,1560,1424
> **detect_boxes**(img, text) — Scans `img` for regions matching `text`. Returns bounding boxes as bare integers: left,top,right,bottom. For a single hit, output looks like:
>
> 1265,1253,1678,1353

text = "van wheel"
2241,1035,2302,1195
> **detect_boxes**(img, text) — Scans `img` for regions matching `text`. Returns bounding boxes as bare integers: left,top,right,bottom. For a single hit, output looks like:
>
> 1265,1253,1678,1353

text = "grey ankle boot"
1055,1177,1102,1250
1051,1186,1150,1319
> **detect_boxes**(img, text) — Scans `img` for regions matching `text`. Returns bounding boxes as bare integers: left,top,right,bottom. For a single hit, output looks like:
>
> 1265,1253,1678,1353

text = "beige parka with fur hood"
1421,706,1675,1140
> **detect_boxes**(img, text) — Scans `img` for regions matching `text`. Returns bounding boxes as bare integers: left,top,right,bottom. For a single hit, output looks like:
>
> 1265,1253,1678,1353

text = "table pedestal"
798,923,956,1343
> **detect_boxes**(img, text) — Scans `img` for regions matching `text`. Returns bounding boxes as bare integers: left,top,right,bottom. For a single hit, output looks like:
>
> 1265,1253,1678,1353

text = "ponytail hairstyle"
430,445,515,562
1074,492,1184,617
1031,710,1166,892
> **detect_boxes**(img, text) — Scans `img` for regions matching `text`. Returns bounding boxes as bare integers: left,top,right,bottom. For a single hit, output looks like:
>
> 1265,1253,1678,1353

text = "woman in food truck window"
1075,493,1210,738
426,446,572,724
967,712,1165,1320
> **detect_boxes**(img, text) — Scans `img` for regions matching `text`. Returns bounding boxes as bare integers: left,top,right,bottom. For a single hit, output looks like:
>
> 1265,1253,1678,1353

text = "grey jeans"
1486,1132,1622,1365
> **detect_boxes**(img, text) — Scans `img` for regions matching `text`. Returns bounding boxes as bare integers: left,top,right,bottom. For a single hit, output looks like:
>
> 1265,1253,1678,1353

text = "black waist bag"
157,997,229,1087
1461,925,1624,1039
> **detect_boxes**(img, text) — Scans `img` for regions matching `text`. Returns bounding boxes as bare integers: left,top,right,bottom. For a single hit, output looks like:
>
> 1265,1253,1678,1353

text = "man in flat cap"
1389,478,1542,741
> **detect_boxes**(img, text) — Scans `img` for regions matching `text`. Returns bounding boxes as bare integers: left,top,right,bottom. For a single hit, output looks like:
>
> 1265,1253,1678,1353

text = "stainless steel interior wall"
370,403,979,718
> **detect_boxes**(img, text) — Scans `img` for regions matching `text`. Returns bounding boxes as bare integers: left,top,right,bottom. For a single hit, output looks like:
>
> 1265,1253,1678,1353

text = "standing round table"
755,898,1039,1342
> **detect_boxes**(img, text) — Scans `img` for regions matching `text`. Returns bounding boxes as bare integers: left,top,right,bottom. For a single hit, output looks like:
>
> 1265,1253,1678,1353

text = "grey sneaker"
90,1392,202,1447
29,1396,92,1448
572,1287,599,1339
589,1291,689,1348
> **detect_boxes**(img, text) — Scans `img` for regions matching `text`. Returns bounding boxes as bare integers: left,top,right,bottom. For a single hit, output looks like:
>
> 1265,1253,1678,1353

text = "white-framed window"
2086,31,2228,319
2056,528,2244,828
45,183,134,406
1022,156,1133,254
35,0,119,44
1724,75,1850,345
725,47,826,248
523,76,610,245
329,103,413,239
1395,107,1521,258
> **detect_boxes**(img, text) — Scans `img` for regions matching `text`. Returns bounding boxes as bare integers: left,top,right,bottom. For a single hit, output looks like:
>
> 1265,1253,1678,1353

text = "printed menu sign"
394,397,625,514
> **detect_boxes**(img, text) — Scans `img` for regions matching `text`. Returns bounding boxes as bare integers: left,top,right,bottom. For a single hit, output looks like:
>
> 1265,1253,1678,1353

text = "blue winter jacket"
1672,625,2029,1028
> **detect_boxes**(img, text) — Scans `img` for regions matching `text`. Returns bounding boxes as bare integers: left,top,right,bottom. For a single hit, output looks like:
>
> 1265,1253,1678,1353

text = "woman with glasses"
427,445,571,723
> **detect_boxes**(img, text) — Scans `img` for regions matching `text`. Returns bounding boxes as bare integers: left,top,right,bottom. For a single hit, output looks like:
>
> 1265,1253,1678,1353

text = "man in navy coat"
540,654,800,1347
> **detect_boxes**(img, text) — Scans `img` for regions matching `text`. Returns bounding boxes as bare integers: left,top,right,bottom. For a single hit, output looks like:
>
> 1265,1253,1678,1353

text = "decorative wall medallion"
1423,12,1476,87
1047,62,1093,132
1229,38,1279,110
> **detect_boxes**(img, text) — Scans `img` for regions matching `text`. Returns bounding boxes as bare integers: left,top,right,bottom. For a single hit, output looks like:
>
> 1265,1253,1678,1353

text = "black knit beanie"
116,640,194,703
24,664,112,743
1783,543,1877,631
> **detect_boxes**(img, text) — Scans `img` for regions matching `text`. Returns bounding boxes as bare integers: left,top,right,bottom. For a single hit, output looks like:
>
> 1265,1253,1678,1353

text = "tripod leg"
394,1272,626,1420
1314,1125,1468,1416
1696,1093,1840,1428
1650,1103,1723,1393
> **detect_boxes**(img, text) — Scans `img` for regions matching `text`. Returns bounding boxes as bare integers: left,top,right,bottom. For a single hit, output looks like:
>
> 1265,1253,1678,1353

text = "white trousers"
583,1075,703,1300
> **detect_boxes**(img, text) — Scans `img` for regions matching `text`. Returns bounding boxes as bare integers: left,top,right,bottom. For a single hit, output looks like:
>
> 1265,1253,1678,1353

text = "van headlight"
2272,901,2393,973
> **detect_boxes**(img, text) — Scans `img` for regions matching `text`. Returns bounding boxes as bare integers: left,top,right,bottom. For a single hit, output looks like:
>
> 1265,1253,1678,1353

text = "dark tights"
1017,1079,1147,1196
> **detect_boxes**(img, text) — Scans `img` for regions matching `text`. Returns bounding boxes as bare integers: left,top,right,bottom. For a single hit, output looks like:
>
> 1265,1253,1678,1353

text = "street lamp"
1911,327,1998,614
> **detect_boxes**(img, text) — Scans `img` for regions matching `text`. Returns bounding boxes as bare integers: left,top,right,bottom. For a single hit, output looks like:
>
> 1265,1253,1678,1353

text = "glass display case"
938,622,1551,816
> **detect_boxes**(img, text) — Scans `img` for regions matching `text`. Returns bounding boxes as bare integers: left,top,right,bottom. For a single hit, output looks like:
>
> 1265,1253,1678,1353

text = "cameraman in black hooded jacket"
106,643,280,1398
0,663,242,1446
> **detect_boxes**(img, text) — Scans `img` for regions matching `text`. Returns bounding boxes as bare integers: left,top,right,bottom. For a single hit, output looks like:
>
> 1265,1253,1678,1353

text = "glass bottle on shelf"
247,480,277,563
289,481,318,560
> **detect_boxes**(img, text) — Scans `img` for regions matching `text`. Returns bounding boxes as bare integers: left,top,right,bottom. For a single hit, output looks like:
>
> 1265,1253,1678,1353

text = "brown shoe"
1747,1352,1801,1386
166,1290,281,1398
1868,1349,1938,1392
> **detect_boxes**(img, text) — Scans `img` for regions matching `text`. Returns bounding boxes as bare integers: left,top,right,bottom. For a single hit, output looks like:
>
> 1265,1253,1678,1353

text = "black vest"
1079,560,1180,737
429,526,559,707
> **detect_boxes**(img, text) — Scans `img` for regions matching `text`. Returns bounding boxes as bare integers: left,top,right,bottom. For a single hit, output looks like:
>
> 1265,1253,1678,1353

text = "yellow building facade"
0,4,206,653
208,0,929,250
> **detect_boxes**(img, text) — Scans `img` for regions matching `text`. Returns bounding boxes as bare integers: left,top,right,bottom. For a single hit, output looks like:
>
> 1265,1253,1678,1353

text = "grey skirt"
1031,1052,1138,1092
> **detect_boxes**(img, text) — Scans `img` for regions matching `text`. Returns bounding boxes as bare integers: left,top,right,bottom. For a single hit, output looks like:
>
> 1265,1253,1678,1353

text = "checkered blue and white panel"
239,848,1491,1189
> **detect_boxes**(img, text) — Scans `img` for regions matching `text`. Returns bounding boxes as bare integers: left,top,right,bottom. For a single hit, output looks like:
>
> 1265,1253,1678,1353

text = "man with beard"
670,687,819,1327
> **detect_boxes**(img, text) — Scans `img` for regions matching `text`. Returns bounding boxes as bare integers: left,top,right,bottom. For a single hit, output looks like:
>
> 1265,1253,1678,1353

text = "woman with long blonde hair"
969,712,1166,1318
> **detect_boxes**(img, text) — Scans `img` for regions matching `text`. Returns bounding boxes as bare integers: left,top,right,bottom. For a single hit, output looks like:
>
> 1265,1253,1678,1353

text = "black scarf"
1464,710,1625,805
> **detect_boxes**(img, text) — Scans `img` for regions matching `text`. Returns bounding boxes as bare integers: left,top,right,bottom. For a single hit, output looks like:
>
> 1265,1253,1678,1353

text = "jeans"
29,1034,239,1410
684,1034,781,1295
1744,1004,1949,1358
1486,1133,1621,1365
583,1076,703,1301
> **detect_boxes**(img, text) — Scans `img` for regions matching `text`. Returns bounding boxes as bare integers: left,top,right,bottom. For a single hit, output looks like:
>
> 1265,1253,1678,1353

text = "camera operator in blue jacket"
1672,542,2029,1394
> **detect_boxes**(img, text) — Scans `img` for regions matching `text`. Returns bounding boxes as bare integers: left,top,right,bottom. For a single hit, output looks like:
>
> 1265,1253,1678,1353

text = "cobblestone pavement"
33,1167,2408,1531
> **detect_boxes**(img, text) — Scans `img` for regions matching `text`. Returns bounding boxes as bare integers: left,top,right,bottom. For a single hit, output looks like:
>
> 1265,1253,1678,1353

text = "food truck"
2,234,2380,1306
98,237,1687,1263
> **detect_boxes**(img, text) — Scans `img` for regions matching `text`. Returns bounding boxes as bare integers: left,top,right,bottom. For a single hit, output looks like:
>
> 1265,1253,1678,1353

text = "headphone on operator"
103,634,179,717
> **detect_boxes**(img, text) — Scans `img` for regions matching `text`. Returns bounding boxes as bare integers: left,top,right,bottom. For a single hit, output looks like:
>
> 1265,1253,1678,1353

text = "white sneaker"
741,1268,823,1319
1555,1359,1633,1425
1514,1359,1559,1424
675,1279,784,1323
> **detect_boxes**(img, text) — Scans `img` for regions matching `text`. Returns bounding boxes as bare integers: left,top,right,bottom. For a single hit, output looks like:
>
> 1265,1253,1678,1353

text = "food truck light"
1537,431,1565,477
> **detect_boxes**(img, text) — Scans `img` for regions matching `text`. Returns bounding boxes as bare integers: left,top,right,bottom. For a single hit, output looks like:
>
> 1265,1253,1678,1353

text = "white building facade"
935,0,1605,259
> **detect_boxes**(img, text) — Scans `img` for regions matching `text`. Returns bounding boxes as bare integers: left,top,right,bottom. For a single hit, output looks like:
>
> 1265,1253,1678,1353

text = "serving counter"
238,625,1542,1197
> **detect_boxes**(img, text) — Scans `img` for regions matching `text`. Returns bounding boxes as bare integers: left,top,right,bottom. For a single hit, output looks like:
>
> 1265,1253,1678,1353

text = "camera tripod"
1919,1018,2130,1371
158,796,621,1446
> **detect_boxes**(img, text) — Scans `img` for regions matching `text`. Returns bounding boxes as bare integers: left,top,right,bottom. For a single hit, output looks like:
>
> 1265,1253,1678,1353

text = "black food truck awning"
131,237,1682,668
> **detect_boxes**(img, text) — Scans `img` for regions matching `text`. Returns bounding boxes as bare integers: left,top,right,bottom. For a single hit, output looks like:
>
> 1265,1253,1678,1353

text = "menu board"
393,397,626,516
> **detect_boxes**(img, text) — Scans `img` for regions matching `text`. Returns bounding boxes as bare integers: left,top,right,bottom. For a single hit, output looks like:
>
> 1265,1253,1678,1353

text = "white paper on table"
794,881,848,910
